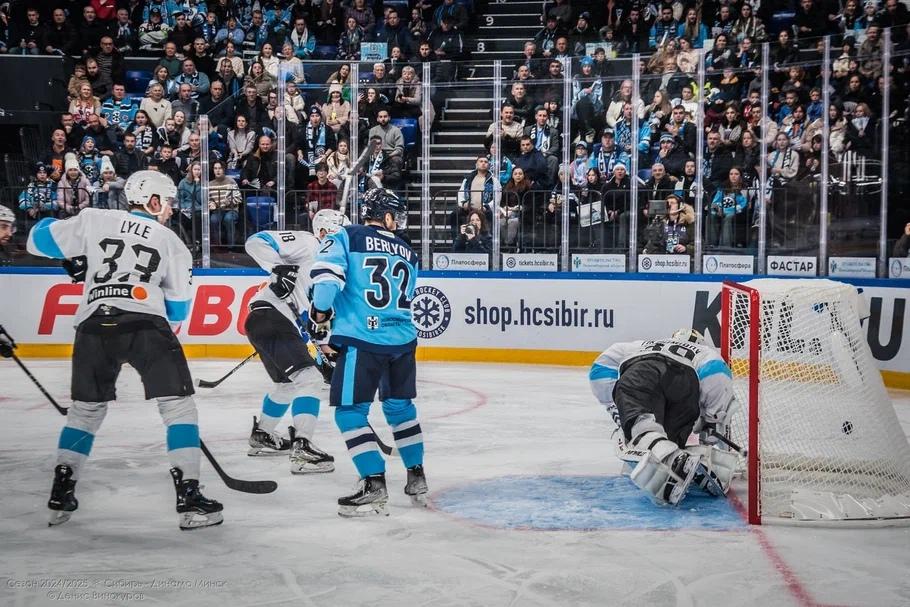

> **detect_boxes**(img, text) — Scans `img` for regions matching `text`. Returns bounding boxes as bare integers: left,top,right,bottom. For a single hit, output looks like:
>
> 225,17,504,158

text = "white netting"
725,279,910,524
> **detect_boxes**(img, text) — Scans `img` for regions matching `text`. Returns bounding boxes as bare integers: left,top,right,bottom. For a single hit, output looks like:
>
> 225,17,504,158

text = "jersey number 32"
363,256,411,310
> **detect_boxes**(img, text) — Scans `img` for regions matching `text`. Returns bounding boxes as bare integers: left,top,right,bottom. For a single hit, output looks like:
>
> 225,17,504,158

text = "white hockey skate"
247,416,291,456
338,474,389,517
288,427,335,474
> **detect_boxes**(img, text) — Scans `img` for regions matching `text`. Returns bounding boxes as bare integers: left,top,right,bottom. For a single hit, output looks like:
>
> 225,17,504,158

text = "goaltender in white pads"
590,329,739,506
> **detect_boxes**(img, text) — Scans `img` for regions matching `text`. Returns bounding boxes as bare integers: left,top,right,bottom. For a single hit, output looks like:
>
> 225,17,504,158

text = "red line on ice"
421,379,489,420
728,489,841,607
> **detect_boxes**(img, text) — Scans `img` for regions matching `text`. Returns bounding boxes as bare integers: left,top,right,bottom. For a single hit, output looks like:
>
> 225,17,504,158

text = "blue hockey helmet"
361,188,408,228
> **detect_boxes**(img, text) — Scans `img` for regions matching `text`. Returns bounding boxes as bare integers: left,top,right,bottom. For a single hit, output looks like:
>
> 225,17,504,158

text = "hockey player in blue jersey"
590,329,739,506
242,209,350,474
309,188,427,517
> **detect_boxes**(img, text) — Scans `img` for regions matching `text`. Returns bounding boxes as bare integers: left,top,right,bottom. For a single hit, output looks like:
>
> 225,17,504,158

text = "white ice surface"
1,360,909,607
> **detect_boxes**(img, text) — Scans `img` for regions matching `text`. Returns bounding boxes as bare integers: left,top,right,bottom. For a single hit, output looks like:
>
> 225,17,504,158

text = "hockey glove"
62,256,87,283
307,304,334,342
0,333,14,358
268,264,299,299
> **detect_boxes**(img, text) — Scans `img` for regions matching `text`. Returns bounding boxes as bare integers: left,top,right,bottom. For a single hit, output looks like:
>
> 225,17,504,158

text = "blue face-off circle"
432,475,746,531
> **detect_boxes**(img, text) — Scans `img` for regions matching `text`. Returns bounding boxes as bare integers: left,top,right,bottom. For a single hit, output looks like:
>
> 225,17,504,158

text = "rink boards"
1,268,908,388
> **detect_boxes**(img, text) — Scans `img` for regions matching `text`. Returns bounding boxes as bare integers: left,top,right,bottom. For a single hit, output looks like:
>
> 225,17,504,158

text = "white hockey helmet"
672,328,705,345
0,205,15,232
312,208,350,239
124,170,177,216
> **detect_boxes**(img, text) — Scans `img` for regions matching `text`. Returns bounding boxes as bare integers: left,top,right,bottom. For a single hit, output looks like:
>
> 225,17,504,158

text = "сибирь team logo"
411,286,452,339
641,257,653,270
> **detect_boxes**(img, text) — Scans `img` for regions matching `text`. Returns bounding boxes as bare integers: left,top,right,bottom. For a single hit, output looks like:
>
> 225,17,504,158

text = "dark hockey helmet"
361,188,408,228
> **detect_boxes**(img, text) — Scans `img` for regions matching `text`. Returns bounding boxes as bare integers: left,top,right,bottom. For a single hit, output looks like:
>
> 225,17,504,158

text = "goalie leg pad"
630,432,702,506
686,444,739,496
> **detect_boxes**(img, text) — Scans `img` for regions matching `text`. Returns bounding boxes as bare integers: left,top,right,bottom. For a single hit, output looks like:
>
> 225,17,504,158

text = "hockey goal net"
721,279,910,525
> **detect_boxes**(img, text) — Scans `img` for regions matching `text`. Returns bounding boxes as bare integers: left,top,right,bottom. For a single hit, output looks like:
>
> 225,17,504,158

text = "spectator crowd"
1,0,909,266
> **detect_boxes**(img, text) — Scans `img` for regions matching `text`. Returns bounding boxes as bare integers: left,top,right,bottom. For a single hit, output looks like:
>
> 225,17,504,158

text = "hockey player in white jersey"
26,170,223,530
589,329,739,506
242,209,349,473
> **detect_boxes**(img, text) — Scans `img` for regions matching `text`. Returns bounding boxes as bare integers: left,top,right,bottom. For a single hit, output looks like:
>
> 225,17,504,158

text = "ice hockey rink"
1,360,908,607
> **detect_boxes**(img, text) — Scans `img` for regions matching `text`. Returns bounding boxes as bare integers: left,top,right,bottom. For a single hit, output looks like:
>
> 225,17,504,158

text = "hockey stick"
197,352,258,388
710,429,746,455
199,440,278,494
0,325,69,415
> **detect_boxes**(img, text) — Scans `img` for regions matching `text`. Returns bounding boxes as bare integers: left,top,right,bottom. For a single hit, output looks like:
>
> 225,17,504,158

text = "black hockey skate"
48,464,78,527
288,427,335,474
338,474,389,517
404,465,429,507
247,416,291,456
170,467,224,530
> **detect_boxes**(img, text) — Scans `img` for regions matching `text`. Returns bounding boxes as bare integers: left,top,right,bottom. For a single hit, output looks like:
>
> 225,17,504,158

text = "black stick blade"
222,477,279,494
200,440,278,494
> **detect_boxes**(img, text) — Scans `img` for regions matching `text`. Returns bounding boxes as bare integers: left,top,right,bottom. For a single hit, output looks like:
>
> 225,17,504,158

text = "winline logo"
87,284,149,304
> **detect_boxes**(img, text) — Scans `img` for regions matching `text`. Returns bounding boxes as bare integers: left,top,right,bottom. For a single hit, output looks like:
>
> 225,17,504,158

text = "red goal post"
720,280,762,525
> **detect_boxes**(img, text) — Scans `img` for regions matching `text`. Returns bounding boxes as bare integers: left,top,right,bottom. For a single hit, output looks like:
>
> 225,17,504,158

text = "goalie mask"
124,170,177,216
312,209,350,240
672,328,705,345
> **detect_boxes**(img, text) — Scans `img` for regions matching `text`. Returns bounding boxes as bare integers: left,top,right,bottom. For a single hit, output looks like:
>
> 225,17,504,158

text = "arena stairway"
408,0,543,250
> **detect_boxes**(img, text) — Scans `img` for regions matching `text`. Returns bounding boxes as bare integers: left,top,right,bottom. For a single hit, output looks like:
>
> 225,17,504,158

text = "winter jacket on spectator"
139,20,171,49
433,1,468,30
57,174,93,215
174,69,210,99
287,25,316,59
601,173,631,215
588,143,630,177
513,148,550,190
427,25,463,59
199,92,235,128
78,16,110,54
703,146,736,186
338,24,365,59
43,21,77,54
114,146,149,175
523,122,560,158
18,180,58,217
240,149,277,189
373,20,413,57
457,169,501,212
643,216,693,255
768,146,800,182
